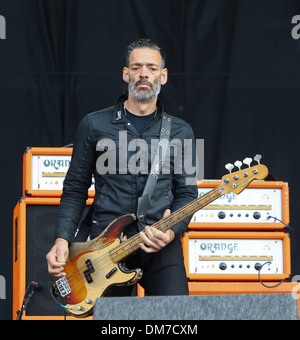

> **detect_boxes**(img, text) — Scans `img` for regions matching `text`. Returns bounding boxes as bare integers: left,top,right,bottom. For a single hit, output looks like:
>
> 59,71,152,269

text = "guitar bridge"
56,277,71,298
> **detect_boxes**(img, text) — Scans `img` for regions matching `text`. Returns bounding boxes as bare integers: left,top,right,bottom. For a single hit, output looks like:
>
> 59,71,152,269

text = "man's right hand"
46,238,69,278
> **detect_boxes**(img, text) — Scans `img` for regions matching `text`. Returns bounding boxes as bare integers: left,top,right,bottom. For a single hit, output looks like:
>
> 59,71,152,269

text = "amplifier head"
189,181,289,230
183,231,291,282
23,147,95,197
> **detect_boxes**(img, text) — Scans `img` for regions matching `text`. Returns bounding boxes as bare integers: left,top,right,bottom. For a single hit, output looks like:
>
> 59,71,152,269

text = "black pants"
109,237,189,296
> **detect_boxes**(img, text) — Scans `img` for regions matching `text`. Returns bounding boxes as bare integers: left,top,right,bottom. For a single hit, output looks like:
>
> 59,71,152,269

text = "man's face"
123,47,168,102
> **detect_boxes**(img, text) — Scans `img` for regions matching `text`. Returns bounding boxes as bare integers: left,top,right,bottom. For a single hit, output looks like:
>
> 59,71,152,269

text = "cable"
50,287,67,320
258,261,285,288
267,215,293,232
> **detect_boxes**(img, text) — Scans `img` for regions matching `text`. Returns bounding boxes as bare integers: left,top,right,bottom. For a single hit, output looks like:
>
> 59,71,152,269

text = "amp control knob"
218,211,226,220
219,262,227,270
254,263,262,271
253,211,261,220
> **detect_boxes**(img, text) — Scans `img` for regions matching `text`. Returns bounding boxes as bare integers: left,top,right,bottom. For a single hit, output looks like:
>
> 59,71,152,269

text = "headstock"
221,154,268,195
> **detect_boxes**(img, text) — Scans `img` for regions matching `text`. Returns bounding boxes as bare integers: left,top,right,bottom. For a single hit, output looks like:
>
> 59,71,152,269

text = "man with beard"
46,39,198,297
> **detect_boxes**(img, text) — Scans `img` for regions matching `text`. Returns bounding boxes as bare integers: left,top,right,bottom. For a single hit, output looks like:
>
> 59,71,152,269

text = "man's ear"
123,67,129,83
161,68,168,85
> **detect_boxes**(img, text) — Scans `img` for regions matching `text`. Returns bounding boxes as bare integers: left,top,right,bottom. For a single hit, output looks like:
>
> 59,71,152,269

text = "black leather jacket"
56,96,198,243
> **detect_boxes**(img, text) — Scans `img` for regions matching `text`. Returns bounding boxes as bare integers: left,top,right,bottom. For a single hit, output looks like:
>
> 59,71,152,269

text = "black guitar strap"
137,113,172,230
74,206,94,242
75,112,172,241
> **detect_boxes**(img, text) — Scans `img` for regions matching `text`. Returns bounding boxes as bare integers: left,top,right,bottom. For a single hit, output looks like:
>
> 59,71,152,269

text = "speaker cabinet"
12,197,93,320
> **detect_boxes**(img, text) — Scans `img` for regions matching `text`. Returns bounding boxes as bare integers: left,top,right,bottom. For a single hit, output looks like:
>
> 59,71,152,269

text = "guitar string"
63,175,256,295
61,185,224,290
59,186,225,290
59,170,260,294
62,228,145,288
59,180,236,292
60,174,250,293
58,186,224,292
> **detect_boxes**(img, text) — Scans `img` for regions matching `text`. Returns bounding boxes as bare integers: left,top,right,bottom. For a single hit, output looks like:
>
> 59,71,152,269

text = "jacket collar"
112,95,165,124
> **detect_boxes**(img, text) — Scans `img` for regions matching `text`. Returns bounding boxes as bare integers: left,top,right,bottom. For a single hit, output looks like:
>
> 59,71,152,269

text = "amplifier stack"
138,177,292,300
182,179,291,284
13,147,95,320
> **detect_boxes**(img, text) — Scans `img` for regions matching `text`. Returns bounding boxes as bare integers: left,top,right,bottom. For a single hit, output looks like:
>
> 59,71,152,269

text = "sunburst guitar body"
52,213,142,317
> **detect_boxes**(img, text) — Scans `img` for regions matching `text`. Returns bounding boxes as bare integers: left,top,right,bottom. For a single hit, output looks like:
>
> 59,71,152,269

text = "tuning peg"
225,163,234,173
254,154,262,164
243,157,252,167
234,160,243,170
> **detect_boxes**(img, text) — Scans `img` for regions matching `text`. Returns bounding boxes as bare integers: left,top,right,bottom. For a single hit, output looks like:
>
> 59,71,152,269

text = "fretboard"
109,184,225,263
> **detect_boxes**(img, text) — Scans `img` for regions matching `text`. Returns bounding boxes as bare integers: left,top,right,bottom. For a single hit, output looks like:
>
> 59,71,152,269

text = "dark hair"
124,38,166,69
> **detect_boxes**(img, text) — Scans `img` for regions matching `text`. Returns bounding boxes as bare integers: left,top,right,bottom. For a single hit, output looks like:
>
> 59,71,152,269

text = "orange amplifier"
23,147,95,197
182,231,291,282
13,197,93,320
188,180,289,230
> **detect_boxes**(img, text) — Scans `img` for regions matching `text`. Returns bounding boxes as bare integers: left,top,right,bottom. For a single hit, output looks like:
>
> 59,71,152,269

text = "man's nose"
139,66,148,78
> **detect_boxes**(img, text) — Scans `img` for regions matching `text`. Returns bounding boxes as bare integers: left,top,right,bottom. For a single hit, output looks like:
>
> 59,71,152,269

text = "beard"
128,77,161,102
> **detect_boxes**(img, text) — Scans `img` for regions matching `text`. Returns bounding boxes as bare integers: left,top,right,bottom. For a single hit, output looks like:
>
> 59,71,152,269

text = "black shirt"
125,109,156,134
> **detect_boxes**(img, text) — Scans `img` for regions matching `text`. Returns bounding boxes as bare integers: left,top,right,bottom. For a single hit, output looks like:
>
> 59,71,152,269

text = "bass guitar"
51,155,268,317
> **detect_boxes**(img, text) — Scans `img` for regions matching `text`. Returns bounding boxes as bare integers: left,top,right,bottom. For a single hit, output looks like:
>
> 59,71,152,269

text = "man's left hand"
139,209,175,253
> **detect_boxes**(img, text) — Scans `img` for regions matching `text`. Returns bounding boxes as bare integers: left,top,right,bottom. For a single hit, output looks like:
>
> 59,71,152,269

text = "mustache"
135,79,152,88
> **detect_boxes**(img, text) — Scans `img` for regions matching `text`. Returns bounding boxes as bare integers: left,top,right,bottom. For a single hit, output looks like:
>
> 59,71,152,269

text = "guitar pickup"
106,267,117,279
84,259,95,284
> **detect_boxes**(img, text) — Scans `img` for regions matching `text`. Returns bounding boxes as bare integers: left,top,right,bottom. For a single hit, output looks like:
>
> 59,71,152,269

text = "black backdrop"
0,0,300,320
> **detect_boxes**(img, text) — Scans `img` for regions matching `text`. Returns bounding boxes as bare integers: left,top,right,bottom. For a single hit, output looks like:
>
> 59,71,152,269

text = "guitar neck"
110,184,225,263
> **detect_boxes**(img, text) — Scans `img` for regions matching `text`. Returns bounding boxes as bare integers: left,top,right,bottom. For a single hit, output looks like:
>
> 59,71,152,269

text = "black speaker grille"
25,204,90,316
26,205,65,316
